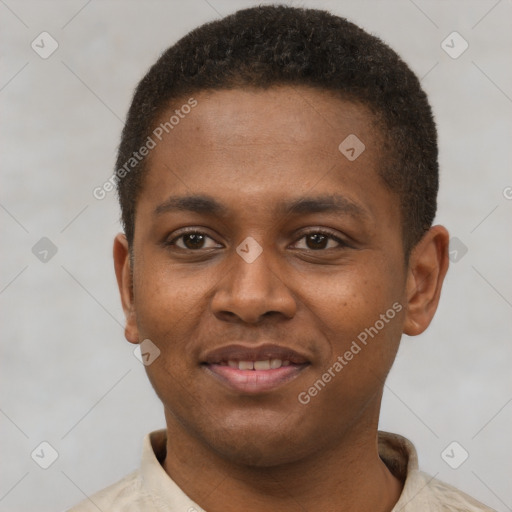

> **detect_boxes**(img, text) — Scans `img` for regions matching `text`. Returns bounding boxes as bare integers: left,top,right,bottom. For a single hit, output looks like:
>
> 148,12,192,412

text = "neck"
162,408,403,512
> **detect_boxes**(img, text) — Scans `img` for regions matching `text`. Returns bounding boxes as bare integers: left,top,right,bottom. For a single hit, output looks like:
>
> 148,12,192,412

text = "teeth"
254,360,271,370
224,359,289,370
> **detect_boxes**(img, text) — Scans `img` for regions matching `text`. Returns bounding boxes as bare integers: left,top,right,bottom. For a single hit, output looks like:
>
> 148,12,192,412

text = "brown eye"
293,231,346,251
306,233,329,250
181,233,206,249
168,231,221,250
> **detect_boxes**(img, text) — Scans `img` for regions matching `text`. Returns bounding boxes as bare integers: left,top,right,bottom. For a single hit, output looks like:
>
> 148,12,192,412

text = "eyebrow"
154,194,369,221
154,195,228,216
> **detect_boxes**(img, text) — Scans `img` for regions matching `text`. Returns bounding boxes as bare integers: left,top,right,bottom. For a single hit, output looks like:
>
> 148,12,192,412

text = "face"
114,86,448,467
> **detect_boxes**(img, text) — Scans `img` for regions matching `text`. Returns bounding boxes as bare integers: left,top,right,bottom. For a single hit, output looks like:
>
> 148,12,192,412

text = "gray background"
1,0,511,510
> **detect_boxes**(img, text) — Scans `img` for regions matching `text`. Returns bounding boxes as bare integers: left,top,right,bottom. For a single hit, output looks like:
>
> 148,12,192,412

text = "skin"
114,86,449,512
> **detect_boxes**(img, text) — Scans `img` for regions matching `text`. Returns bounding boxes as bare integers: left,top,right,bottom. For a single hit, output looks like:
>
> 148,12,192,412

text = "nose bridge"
211,241,296,322
232,243,275,293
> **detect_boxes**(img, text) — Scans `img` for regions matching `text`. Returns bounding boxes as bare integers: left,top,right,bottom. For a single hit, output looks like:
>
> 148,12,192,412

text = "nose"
211,246,297,324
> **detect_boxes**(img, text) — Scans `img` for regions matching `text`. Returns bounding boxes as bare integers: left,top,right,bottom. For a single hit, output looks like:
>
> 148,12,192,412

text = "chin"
212,439,304,468
203,420,314,468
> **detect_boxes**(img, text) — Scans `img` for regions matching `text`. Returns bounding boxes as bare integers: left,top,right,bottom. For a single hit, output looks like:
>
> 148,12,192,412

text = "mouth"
201,344,311,394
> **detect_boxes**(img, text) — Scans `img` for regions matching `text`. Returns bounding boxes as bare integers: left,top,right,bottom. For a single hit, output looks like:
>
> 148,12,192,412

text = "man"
70,5,494,511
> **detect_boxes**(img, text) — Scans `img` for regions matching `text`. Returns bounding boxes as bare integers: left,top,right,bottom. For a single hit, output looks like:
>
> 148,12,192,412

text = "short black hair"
116,4,438,254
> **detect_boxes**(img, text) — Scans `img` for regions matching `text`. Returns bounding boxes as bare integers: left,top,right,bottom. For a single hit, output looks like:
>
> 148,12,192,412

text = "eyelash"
165,228,348,251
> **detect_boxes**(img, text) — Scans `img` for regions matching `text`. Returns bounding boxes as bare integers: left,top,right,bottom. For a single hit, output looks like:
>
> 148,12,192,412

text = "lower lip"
203,363,308,394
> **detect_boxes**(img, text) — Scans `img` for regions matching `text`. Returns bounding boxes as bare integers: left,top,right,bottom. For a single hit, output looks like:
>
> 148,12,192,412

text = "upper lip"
201,343,310,365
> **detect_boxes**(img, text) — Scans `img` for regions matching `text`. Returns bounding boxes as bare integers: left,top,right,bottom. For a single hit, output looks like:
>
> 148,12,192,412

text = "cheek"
133,265,212,399
300,259,405,391
296,273,403,415
304,262,401,334
133,260,213,344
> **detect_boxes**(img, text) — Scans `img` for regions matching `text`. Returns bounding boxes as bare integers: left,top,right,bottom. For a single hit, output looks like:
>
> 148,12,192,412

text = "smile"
200,344,311,394
225,359,291,370
203,362,308,394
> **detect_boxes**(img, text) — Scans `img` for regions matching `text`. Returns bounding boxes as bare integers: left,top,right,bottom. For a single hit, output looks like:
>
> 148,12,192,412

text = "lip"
201,343,310,365
204,363,308,393
201,343,311,394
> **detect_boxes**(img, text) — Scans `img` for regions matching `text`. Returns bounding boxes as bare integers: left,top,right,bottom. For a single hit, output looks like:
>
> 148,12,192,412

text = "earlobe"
403,225,450,336
113,233,139,344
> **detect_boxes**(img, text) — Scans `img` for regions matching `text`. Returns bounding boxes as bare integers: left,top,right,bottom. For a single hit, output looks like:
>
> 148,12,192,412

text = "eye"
167,231,222,250
293,230,347,251
165,229,348,252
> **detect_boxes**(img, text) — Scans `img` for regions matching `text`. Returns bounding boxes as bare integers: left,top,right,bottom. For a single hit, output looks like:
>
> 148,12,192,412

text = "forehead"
152,86,379,159
138,86,395,227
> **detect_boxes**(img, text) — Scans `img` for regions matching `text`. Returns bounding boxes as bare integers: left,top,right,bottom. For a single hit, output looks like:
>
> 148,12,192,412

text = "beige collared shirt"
68,430,495,511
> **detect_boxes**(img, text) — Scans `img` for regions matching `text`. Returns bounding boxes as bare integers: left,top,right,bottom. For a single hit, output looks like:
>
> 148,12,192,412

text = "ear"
403,225,450,336
113,233,139,344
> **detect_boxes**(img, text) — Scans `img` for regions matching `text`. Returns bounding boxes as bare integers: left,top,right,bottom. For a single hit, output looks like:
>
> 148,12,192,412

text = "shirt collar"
140,429,420,511
140,429,206,511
